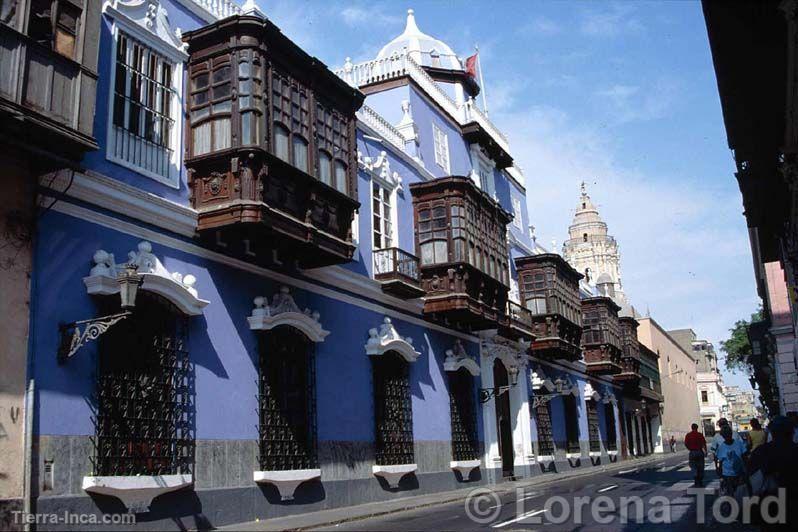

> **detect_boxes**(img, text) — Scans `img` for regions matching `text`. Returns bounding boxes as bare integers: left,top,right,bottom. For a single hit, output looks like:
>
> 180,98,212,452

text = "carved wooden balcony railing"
614,316,641,387
183,14,364,268
581,296,623,375
410,176,512,331
499,300,535,341
515,254,583,362
0,12,99,161
373,247,424,299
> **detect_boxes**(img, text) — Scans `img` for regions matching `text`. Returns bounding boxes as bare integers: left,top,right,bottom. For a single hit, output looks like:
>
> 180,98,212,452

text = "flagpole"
475,44,489,116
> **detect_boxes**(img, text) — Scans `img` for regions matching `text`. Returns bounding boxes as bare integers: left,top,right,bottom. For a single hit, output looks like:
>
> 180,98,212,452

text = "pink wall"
765,261,792,328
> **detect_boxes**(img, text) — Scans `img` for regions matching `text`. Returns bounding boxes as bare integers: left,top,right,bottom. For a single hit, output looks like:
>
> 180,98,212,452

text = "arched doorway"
493,359,514,477
94,293,193,476
258,326,317,471
373,351,414,466
449,368,478,462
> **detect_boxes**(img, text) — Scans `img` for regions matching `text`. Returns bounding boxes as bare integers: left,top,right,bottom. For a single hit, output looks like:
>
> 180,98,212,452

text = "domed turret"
376,9,463,70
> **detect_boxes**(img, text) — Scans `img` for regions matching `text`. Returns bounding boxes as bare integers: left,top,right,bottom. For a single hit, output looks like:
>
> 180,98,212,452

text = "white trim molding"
253,469,321,501
566,452,582,460
358,149,403,192
530,367,555,392
365,317,420,363
102,0,189,61
247,286,330,342
584,382,601,402
537,455,555,464
372,463,417,488
83,241,209,315
82,474,192,512
480,332,529,380
443,340,480,376
450,459,480,480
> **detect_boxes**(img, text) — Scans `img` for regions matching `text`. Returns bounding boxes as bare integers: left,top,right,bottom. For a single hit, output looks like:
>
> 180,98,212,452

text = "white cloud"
595,78,683,124
525,16,562,36
578,4,645,38
340,6,402,28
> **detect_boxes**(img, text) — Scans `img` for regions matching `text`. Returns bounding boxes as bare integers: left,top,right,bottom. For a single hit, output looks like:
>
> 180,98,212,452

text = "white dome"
376,9,462,70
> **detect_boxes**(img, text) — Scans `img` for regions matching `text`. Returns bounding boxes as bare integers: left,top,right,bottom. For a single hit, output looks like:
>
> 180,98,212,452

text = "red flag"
465,53,478,78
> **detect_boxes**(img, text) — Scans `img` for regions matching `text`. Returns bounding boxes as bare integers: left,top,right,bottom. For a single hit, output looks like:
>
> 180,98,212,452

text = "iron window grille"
534,402,555,456
604,402,617,451
449,369,479,462
563,394,581,454
257,327,318,471
586,399,600,452
91,295,194,477
373,352,414,466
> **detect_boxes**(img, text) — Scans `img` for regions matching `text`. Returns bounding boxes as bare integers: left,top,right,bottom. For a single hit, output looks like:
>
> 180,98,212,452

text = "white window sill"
589,451,602,458
450,459,480,480
566,452,582,460
82,474,192,513
537,455,555,463
372,463,417,488
253,469,321,501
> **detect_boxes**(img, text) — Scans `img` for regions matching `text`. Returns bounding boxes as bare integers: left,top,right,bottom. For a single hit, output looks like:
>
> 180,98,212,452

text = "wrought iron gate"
258,327,318,471
449,369,478,461
604,402,617,451
534,402,555,456
92,296,194,476
586,399,600,452
373,352,414,465
563,395,581,454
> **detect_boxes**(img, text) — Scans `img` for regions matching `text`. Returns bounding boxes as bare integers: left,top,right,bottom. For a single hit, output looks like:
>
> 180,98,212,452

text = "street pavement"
313,454,758,531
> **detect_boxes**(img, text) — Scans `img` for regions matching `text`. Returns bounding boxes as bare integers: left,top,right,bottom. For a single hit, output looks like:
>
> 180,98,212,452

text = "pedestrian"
749,418,766,452
715,425,748,497
669,434,676,453
684,423,708,487
748,416,798,530
710,417,741,472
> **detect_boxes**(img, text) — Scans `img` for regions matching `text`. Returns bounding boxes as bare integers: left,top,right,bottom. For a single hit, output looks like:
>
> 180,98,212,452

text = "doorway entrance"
493,359,514,477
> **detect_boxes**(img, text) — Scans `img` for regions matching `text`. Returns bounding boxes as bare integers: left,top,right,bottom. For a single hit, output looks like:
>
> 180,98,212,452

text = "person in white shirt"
709,418,742,471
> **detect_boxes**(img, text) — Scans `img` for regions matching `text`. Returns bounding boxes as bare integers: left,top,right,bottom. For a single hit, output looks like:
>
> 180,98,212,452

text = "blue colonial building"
0,1,658,529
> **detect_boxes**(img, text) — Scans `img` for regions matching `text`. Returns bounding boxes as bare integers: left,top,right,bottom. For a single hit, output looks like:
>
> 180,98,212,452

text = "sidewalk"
223,452,685,531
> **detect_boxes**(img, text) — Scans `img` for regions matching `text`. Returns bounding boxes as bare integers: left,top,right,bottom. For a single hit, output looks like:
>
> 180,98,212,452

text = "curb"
227,452,686,531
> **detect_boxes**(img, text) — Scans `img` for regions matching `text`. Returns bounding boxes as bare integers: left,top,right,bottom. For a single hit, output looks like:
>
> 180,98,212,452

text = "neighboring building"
0,0,101,526
639,344,665,452
703,0,798,417
669,330,728,435
723,385,759,430
637,318,700,448
6,3,657,529
562,182,625,301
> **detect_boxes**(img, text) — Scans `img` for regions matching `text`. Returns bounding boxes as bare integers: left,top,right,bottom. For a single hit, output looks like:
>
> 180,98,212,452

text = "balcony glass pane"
293,136,308,172
274,125,289,161
318,151,332,185
334,161,347,193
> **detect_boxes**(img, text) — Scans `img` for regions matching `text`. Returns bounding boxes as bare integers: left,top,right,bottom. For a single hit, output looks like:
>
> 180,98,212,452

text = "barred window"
432,122,450,173
110,31,178,184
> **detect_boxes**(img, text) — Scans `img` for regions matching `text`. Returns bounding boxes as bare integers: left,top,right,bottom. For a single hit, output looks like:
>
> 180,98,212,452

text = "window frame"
370,176,398,251
104,14,186,188
432,121,450,173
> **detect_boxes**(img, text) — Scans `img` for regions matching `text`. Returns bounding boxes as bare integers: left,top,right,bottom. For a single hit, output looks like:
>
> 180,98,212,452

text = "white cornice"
103,0,189,62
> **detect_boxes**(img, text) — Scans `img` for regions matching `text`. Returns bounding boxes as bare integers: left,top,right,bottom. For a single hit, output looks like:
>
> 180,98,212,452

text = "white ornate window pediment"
103,0,188,61
83,241,209,316
584,382,601,402
365,317,420,363
480,334,529,373
602,392,618,405
247,287,329,342
530,367,555,392
443,340,480,376
358,150,403,191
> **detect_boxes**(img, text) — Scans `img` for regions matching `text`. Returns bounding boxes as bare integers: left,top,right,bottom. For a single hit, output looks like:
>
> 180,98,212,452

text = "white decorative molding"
372,464,417,488
178,0,241,23
247,287,329,342
82,474,192,512
358,104,407,153
253,469,321,501
589,451,601,458
584,382,601,402
83,241,209,316
602,392,618,405
480,332,529,378
103,0,188,61
357,149,403,191
530,367,555,392
537,455,555,463
443,340,480,376
608,450,619,456
365,317,420,363
396,100,419,145
566,452,582,460
450,459,480,480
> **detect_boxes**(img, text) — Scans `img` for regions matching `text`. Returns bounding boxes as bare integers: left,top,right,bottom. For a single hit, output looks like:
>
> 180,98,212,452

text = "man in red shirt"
685,423,708,487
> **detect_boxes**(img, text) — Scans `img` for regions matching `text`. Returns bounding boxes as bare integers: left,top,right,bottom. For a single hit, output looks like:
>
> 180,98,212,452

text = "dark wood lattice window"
586,399,600,452
315,101,350,194
604,402,617,451
563,394,581,454
449,369,478,461
271,70,311,172
93,295,194,476
189,57,233,156
534,402,555,456
373,352,414,466
258,327,318,471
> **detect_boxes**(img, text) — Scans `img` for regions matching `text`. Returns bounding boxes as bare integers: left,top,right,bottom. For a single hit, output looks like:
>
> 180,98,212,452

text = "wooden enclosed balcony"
499,300,535,341
410,176,512,331
581,296,623,375
183,15,364,269
0,5,99,161
614,316,641,386
373,247,424,299
515,254,584,362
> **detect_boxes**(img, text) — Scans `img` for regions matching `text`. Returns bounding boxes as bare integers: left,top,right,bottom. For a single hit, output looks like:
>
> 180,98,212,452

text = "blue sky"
255,0,760,392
